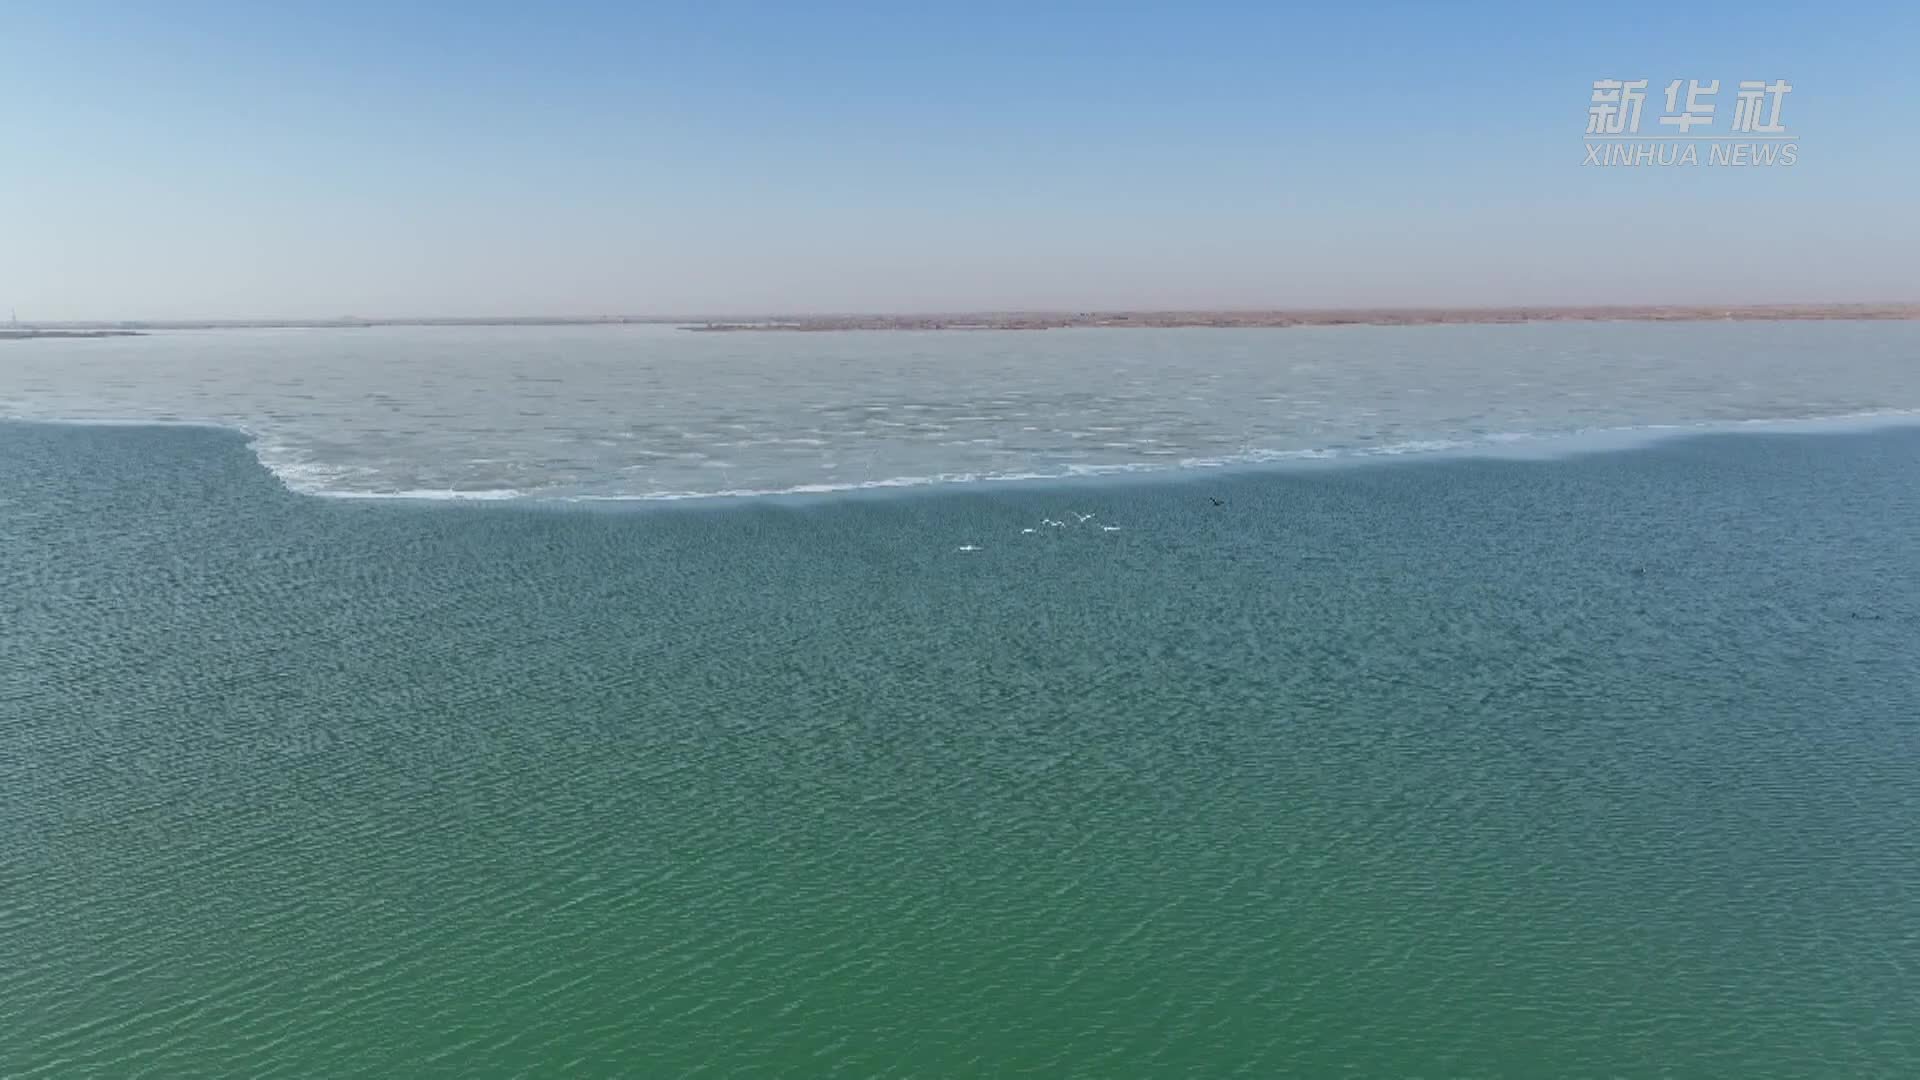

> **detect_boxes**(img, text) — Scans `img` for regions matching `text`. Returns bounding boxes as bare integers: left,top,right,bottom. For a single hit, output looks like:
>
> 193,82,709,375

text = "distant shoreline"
6,304,1919,335
0,329,145,341
681,303,1920,332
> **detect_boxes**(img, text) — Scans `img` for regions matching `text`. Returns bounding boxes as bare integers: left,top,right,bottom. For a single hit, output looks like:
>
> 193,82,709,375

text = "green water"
4,421,1918,1077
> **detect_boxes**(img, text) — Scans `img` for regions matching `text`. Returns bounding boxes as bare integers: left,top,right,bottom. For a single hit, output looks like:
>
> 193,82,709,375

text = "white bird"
1073,512,1095,523
1020,527,1037,534
957,544,983,552
1042,518,1065,528
1101,525,1122,532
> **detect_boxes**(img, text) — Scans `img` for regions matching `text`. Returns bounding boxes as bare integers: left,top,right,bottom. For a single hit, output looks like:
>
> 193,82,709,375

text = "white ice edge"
6,407,1920,505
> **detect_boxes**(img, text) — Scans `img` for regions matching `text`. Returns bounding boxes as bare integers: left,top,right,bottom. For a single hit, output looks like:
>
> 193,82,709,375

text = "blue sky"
2,1,1915,319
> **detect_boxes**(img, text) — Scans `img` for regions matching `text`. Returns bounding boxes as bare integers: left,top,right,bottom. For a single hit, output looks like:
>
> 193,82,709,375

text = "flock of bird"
958,511,1123,553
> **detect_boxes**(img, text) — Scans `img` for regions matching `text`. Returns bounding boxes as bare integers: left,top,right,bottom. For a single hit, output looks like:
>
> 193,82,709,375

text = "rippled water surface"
5,419,1919,1076
3,321,1919,498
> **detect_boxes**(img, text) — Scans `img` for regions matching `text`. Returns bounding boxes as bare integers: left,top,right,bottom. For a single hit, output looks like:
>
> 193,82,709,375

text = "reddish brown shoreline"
13,305,1917,335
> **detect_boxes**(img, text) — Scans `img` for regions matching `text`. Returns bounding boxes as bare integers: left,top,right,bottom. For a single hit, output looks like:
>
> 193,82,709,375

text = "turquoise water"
5,419,1918,1076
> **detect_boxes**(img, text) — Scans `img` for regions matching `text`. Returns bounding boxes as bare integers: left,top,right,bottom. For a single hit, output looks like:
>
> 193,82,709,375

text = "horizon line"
11,300,1920,324
10,301,1920,334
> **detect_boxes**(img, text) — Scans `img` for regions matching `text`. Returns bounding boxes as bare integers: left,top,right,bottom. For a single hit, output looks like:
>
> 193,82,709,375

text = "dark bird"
1209,497,1225,507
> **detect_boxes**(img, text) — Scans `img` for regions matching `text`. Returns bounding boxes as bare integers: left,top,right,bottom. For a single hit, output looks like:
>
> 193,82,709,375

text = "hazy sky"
3,1,1916,320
